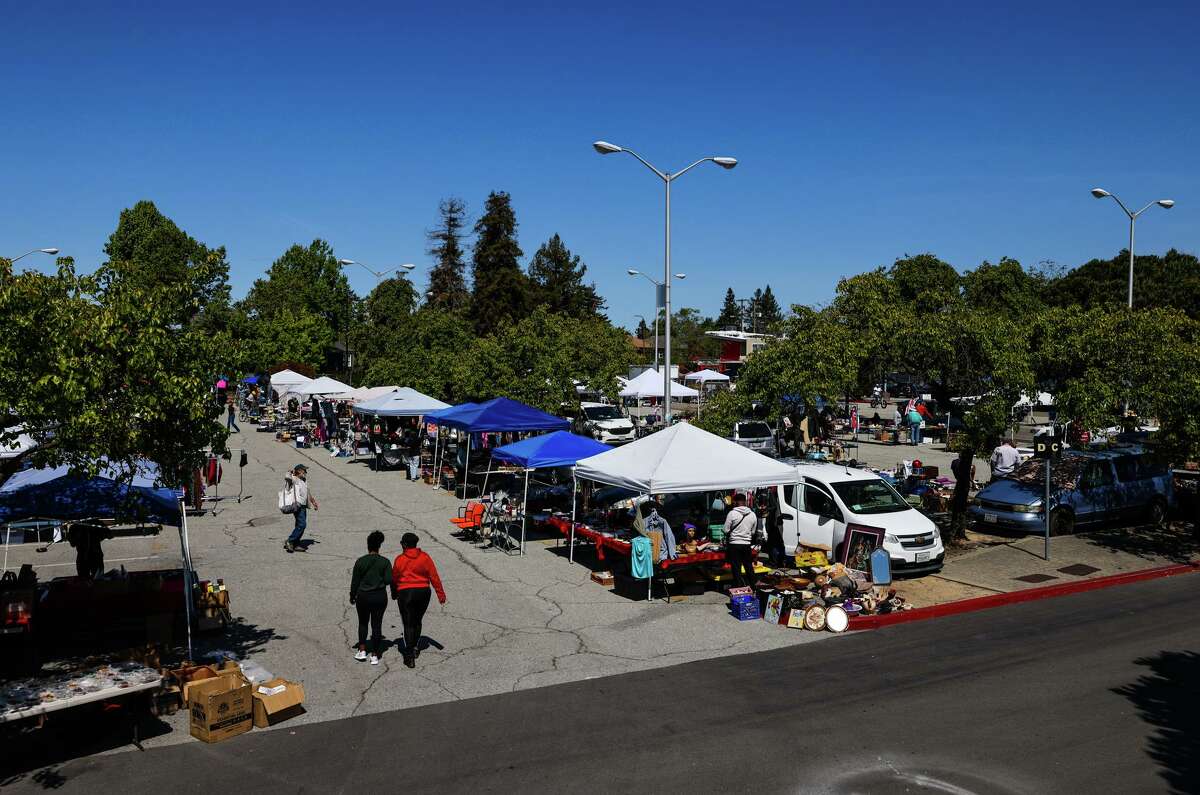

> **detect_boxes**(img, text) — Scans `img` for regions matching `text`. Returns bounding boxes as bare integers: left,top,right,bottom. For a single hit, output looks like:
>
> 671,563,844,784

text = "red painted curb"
847,561,1200,631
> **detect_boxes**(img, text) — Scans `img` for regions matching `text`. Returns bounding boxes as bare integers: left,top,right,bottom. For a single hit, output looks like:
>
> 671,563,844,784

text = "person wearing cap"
284,463,319,553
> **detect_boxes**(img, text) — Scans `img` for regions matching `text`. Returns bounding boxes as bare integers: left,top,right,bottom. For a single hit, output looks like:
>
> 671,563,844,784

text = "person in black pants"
350,531,392,665
391,532,447,668
723,493,758,588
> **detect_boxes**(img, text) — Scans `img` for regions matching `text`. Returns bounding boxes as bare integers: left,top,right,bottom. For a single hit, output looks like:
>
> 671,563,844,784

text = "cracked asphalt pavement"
130,425,828,748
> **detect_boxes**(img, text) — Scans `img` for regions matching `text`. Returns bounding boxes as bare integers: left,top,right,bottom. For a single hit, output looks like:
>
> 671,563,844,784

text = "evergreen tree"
759,285,783,329
426,198,470,311
527,233,603,316
635,317,651,339
471,191,528,336
747,288,765,332
717,287,740,328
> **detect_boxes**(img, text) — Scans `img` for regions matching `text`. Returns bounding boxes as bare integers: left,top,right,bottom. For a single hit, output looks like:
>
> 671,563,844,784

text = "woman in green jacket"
350,530,392,665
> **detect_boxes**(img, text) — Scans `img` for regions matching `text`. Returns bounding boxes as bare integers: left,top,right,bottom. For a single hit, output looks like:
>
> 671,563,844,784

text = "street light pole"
6,247,59,264
628,269,685,376
596,141,736,423
1090,189,1175,308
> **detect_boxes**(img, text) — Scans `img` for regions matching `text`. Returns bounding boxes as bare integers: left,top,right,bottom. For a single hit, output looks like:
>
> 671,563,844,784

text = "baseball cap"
294,463,308,472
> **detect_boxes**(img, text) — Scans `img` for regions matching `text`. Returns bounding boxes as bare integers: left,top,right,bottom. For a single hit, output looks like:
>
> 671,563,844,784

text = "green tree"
667,307,719,367
962,257,1045,315
351,277,418,373
241,239,355,336
362,308,477,403
527,233,603,316
716,287,740,328
426,198,471,311
1045,249,1200,317
758,285,783,329
103,200,230,324
635,317,651,340
471,191,528,336
890,253,961,315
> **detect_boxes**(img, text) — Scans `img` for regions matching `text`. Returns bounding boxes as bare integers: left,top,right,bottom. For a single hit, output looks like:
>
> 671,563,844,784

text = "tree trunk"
949,449,974,543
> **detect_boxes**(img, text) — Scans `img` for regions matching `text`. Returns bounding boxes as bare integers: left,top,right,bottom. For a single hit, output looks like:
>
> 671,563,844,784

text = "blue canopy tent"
436,399,570,499
426,403,479,490
491,431,611,555
0,460,196,658
242,375,259,384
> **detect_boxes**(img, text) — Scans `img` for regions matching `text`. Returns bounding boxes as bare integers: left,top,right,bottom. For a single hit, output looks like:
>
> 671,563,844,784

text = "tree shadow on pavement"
1112,650,1200,794
1081,522,1200,564
197,617,285,661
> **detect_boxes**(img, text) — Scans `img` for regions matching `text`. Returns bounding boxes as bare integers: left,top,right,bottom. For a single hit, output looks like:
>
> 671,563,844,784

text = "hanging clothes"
630,536,653,579
645,510,677,562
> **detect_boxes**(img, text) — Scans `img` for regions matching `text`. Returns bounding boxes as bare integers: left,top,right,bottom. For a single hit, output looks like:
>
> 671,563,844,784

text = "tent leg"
520,469,529,556
569,472,577,564
462,435,471,500
179,501,195,662
432,430,442,489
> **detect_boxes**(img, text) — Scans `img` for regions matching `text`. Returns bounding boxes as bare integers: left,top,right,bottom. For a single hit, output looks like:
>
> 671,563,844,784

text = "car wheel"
1050,509,1074,537
1147,498,1168,528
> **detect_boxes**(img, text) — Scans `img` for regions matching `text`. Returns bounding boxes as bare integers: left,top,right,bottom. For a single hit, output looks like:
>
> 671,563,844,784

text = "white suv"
574,402,636,445
773,463,944,575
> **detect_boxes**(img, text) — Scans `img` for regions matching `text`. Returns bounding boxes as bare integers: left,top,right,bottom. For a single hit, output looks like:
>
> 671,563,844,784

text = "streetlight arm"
618,148,668,181
631,271,662,287
1131,200,1166,218
8,250,40,263
668,157,717,182
1102,192,1135,219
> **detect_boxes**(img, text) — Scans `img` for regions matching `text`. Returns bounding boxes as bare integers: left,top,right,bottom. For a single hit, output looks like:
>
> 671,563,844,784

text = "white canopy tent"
293,376,353,396
269,369,312,399
619,368,699,399
574,421,796,494
352,388,450,417
684,369,730,384
329,385,399,403
0,427,35,460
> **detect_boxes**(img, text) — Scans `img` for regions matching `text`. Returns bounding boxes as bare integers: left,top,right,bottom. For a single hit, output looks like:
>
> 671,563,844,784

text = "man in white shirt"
285,463,320,553
989,439,1021,481
723,493,758,588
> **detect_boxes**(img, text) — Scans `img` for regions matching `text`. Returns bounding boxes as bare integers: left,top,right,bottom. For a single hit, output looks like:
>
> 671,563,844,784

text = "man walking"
226,395,241,433
284,464,319,553
989,438,1021,481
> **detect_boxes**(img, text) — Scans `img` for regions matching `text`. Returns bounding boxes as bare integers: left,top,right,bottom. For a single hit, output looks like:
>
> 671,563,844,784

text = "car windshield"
736,422,771,439
583,406,623,421
830,479,910,515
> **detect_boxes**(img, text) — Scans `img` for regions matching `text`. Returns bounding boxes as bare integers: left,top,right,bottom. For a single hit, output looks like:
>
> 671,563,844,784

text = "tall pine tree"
747,288,765,332
717,287,741,328
426,198,470,311
527,233,603,316
471,191,528,336
635,317,651,339
759,285,783,329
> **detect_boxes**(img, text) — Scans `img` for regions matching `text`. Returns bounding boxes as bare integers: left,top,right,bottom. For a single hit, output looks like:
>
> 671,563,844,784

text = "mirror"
870,547,892,586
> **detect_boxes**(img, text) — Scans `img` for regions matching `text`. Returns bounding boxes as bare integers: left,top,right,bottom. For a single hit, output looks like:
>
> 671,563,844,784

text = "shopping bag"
278,483,298,514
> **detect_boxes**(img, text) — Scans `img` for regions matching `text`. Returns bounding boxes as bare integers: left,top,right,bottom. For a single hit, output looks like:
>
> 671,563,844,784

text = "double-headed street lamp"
1089,189,1175,308
627,269,685,373
595,140,736,422
337,258,418,382
6,247,59,263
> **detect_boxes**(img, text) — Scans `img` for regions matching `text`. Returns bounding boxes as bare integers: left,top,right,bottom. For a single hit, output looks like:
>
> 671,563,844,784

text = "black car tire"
1147,498,1168,528
1050,509,1074,537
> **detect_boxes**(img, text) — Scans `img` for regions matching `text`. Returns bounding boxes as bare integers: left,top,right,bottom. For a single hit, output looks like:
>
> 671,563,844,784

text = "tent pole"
521,469,530,556
463,433,471,500
569,472,577,564
432,427,442,489
179,500,195,661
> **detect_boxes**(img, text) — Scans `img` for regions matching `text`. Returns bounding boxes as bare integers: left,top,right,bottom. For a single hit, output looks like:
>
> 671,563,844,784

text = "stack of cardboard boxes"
180,661,306,743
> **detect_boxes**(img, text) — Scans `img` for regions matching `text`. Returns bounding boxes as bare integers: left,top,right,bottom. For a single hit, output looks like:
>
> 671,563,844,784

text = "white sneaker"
369,655,381,666
354,649,368,661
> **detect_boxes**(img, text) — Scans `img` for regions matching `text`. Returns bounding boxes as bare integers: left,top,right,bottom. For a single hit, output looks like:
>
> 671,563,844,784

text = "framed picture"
842,525,885,572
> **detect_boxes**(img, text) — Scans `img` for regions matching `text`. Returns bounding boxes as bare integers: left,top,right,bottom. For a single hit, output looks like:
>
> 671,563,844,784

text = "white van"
774,463,944,575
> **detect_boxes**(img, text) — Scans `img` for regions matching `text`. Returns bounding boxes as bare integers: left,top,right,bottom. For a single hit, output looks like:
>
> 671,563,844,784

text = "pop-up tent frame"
0,460,197,659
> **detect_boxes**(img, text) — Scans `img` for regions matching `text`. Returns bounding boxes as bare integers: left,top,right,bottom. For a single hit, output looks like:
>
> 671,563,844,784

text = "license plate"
915,551,930,562
984,513,998,523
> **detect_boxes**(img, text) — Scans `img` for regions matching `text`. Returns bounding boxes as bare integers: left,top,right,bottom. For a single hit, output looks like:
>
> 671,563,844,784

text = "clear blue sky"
3,1,1196,330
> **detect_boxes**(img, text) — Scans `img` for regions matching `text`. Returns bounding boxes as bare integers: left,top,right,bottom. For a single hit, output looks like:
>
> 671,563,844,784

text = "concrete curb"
848,560,1200,631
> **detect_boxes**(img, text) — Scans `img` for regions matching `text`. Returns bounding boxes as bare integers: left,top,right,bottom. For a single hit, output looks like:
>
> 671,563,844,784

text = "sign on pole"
1034,433,1061,560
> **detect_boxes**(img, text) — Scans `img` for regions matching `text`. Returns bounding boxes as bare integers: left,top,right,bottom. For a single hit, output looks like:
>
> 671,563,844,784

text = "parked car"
774,463,945,575
732,420,777,457
968,447,1173,535
573,402,636,445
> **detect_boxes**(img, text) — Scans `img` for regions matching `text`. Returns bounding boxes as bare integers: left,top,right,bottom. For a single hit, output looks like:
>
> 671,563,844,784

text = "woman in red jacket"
391,532,447,668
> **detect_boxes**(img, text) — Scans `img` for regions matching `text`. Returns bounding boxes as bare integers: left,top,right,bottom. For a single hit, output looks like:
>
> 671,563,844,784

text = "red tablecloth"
545,516,750,572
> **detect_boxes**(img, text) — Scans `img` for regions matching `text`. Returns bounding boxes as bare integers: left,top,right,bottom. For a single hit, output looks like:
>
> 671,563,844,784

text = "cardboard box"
590,571,615,587
251,678,306,728
181,661,242,706
188,673,253,743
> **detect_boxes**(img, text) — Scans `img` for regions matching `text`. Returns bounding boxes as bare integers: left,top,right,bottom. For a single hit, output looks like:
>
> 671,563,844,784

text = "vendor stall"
490,431,610,555
352,389,450,470
267,368,312,401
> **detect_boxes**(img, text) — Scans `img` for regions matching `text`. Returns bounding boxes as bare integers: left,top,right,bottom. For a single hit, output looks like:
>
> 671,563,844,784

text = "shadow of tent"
1111,650,1200,794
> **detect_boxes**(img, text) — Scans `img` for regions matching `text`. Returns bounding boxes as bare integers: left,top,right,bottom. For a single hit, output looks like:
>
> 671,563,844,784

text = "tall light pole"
6,247,59,263
337,259,417,382
1090,189,1175,308
628,270,685,373
595,140,736,422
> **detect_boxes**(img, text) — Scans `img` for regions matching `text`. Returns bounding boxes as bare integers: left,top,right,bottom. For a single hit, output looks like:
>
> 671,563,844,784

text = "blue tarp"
0,460,183,527
242,375,259,384
434,398,569,433
491,431,611,469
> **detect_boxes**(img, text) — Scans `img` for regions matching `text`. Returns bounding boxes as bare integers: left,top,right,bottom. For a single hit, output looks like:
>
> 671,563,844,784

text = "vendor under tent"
426,402,479,490
436,398,570,497
268,368,312,400
0,460,197,659
489,431,611,555
569,422,798,578
619,368,700,399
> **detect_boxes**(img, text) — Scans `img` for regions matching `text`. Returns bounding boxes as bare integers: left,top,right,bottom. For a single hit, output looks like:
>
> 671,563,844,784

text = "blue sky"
2,1,1196,330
